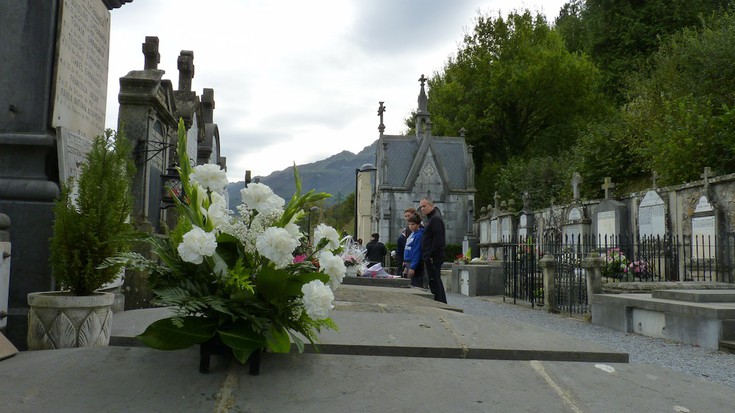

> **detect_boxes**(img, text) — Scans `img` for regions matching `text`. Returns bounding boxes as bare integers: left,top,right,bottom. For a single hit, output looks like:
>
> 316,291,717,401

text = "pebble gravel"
446,292,735,389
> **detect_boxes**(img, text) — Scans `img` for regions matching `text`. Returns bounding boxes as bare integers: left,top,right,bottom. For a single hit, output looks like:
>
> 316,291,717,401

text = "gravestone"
562,205,590,247
593,177,627,248
518,192,534,240
500,215,513,242
0,1,125,348
638,190,666,239
489,218,499,243
561,174,592,249
691,196,717,260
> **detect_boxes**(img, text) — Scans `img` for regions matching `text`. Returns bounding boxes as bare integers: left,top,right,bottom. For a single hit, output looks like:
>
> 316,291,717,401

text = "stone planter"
27,291,114,350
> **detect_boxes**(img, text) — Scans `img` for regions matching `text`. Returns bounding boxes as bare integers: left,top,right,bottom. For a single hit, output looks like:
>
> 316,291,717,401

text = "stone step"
651,289,735,303
341,275,410,288
718,340,735,354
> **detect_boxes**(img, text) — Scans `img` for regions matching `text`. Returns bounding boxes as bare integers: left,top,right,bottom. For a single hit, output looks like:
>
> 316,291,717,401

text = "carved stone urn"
27,292,114,350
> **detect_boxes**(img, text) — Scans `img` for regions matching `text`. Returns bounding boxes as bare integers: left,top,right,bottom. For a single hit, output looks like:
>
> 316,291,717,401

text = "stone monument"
0,0,128,348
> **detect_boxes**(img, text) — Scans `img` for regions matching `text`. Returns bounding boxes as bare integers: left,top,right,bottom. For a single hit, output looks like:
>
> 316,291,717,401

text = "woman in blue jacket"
403,213,424,287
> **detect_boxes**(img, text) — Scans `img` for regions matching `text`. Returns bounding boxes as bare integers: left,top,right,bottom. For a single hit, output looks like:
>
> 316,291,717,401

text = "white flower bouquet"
120,119,345,367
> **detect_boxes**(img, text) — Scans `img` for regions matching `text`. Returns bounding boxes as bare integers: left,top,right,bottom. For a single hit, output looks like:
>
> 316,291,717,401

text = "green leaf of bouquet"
266,325,292,353
137,316,218,350
255,265,288,301
283,272,329,296
218,321,267,363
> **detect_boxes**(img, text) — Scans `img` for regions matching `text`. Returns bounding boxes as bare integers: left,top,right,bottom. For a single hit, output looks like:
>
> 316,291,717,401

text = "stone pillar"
0,2,62,348
539,253,556,313
583,252,604,302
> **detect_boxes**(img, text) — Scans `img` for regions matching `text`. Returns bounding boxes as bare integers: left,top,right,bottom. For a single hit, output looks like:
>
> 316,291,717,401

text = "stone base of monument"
450,263,504,296
592,286,735,350
340,276,410,288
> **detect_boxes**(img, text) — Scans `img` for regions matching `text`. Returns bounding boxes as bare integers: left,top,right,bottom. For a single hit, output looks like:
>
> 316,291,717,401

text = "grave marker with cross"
572,172,582,202
601,177,615,199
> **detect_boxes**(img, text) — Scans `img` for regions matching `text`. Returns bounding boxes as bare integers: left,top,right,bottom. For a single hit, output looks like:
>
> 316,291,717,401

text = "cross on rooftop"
418,74,427,86
377,101,386,135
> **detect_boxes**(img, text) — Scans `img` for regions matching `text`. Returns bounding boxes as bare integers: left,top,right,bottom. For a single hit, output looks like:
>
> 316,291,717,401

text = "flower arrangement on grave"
117,119,345,367
627,259,652,281
601,247,629,279
339,237,367,276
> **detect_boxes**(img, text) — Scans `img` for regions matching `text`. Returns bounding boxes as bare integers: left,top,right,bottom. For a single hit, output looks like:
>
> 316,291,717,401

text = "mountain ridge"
227,140,377,208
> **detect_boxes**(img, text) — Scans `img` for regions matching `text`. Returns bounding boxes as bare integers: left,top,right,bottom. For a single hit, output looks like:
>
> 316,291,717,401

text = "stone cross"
418,74,427,87
494,191,501,212
571,172,582,202
142,36,160,70
601,177,615,199
377,101,386,135
201,88,215,124
701,167,711,193
177,50,195,92
652,170,658,189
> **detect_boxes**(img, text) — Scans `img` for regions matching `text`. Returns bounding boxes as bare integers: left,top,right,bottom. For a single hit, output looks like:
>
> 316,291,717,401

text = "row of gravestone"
477,169,722,262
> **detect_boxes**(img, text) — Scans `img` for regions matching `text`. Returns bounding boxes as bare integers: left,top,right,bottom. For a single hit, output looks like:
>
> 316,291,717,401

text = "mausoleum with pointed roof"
374,75,476,245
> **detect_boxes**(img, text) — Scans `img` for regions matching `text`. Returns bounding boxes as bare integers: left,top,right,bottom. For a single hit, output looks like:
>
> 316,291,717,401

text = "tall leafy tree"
581,0,730,102
427,10,608,207
623,8,735,185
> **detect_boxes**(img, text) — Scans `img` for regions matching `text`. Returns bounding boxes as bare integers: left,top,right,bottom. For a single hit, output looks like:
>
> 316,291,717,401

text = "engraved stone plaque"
51,0,111,141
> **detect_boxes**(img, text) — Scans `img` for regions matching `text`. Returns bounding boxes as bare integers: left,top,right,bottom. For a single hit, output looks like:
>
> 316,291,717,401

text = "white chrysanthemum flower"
190,164,228,194
256,227,300,268
301,280,334,320
207,202,230,229
177,226,217,264
318,251,346,290
240,183,285,212
284,222,303,240
314,224,340,250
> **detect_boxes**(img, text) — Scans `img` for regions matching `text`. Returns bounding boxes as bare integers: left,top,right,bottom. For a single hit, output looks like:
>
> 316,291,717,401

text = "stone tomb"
593,199,627,247
638,190,667,239
518,212,534,240
561,204,590,250
499,214,514,242
691,196,717,260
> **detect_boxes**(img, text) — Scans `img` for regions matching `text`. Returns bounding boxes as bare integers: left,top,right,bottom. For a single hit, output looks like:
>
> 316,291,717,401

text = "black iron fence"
501,233,735,314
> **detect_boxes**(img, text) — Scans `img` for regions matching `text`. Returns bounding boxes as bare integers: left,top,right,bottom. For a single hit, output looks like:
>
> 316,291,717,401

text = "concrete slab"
311,310,628,363
594,293,735,319
2,347,728,413
110,305,626,363
653,288,735,303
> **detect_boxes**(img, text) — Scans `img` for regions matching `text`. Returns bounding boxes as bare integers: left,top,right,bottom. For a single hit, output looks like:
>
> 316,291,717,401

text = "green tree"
623,9,735,185
581,0,730,102
427,9,608,207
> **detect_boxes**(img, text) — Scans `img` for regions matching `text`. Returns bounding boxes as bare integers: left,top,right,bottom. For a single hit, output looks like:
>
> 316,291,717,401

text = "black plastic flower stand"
199,337,262,375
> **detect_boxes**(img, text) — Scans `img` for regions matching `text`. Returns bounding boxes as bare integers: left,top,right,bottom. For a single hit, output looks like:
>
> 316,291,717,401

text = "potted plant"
27,129,136,350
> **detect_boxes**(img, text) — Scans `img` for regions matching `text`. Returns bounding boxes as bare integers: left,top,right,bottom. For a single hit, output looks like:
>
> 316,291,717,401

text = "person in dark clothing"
365,233,387,267
419,198,448,303
395,207,417,276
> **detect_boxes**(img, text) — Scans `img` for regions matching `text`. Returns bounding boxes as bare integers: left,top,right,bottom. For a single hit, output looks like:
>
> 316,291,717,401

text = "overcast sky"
105,0,567,182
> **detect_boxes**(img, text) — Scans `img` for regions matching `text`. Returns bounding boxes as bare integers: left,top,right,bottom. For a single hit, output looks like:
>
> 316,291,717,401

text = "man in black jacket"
419,198,448,303
365,233,388,268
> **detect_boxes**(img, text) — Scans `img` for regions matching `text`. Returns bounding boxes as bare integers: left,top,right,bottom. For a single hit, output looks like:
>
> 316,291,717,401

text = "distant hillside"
227,141,377,209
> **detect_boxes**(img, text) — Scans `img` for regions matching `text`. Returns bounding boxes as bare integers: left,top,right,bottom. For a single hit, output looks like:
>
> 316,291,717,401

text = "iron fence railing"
501,233,735,314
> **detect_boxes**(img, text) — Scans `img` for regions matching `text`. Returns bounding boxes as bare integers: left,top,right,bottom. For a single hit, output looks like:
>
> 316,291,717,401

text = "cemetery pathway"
446,292,735,389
